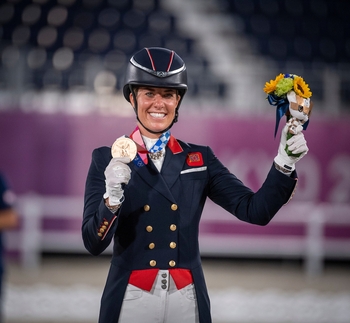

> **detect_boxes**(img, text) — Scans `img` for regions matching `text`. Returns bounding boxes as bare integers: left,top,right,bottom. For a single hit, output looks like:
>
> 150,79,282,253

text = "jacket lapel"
131,157,175,202
161,145,187,189
130,142,188,202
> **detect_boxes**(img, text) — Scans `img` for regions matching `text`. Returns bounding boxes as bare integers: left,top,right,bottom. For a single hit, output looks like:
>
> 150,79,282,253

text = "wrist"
104,199,121,213
103,193,123,213
273,162,293,175
274,155,294,174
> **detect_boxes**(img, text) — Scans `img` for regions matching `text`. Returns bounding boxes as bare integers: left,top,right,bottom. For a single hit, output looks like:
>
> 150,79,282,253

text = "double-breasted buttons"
97,232,103,237
170,224,177,231
144,205,150,212
146,225,153,232
171,204,178,211
149,243,155,249
170,242,176,249
103,221,109,226
169,260,176,267
150,260,156,267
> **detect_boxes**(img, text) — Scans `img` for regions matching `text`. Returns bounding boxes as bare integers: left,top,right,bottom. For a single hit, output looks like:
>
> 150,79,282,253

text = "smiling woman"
129,87,181,138
82,47,308,323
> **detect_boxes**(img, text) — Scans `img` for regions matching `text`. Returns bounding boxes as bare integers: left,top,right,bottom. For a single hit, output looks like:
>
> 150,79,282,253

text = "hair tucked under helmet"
123,47,188,134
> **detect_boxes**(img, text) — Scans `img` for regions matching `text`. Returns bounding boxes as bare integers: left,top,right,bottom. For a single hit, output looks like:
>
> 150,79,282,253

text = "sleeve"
82,148,120,256
207,147,297,225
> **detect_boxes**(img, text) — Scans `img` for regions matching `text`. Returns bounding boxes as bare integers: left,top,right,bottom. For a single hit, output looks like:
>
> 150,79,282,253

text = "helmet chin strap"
131,87,179,135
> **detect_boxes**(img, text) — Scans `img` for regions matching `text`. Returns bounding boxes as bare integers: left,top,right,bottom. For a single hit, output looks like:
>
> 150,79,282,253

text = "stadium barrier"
5,194,350,276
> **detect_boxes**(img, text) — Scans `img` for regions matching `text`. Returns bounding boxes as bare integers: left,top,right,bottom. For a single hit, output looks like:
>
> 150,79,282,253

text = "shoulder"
92,146,111,157
177,139,216,159
90,146,112,170
177,139,210,152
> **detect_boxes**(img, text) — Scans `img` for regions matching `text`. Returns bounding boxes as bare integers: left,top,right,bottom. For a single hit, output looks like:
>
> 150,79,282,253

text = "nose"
153,94,164,108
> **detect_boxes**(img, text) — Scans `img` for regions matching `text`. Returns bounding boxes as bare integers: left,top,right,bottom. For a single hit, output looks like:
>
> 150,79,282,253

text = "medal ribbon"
129,127,174,168
148,131,170,153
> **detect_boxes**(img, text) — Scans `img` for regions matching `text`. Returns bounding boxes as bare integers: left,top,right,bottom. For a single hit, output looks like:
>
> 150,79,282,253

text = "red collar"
129,127,183,164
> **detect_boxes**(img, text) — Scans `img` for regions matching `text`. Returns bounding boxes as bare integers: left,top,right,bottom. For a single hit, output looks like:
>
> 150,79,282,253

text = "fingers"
112,163,131,183
112,163,131,175
104,157,132,206
107,184,124,205
286,132,309,155
287,118,303,135
106,171,130,186
113,157,131,164
108,157,131,167
105,158,132,185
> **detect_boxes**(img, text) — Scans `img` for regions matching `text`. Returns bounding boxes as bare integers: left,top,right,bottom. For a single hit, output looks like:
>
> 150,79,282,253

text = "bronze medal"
111,137,137,161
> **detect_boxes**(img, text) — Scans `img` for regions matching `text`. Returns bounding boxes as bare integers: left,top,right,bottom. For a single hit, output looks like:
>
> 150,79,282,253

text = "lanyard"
129,127,170,168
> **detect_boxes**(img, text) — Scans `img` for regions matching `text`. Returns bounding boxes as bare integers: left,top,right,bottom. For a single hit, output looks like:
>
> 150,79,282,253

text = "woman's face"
130,87,181,138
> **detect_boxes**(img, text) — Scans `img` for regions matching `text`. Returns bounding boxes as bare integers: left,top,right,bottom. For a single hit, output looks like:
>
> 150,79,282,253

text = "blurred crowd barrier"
5,194,350,276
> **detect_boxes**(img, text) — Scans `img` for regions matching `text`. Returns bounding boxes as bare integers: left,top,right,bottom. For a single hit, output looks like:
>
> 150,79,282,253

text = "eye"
298,105,303,112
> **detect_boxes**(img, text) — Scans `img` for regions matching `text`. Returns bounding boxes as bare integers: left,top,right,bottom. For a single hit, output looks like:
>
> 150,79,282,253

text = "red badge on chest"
186,152,203,166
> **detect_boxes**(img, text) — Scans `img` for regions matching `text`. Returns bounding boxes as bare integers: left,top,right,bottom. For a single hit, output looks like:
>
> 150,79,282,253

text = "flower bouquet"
263,73,313,156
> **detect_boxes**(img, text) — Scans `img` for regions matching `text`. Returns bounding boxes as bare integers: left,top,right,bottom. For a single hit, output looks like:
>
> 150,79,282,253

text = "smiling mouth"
149,112,166,118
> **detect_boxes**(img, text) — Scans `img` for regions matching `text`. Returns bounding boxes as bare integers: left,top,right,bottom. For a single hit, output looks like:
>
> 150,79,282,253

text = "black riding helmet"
123,47,188,134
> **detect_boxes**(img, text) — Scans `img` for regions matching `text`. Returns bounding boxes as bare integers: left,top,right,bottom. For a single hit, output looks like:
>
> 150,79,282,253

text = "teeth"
150,113,165,118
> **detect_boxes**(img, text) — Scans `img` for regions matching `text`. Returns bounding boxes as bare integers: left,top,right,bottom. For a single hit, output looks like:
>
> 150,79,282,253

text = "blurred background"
0,0,349,322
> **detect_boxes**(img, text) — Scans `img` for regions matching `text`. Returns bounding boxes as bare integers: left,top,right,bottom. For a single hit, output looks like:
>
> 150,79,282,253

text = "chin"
151,126,167,133
150,120,171,130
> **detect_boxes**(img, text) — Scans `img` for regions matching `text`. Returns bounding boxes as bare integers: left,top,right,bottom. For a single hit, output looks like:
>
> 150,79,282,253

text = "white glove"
274,119,309,173
104,157,131,205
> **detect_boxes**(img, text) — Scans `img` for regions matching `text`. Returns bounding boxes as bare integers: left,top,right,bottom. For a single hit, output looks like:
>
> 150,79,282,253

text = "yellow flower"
293,76,312,98
263,73,284,94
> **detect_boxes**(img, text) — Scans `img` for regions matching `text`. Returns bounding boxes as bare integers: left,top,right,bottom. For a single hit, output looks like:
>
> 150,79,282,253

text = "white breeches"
118,270,199,323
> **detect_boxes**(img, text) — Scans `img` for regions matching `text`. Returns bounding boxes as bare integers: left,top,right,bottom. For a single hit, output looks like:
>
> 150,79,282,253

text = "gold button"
149,243,155,249
170,224,177,231
99,228,105,233
170,242,176,249
171,204,178,211
169,260,176,267
146,225,153,232
144,205,150,211
101,225,107,230
103,221,109,226
150,260,156,267
97,233,103,237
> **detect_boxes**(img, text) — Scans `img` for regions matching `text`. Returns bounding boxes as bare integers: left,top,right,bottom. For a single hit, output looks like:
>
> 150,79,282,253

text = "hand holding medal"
104,136,137,208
